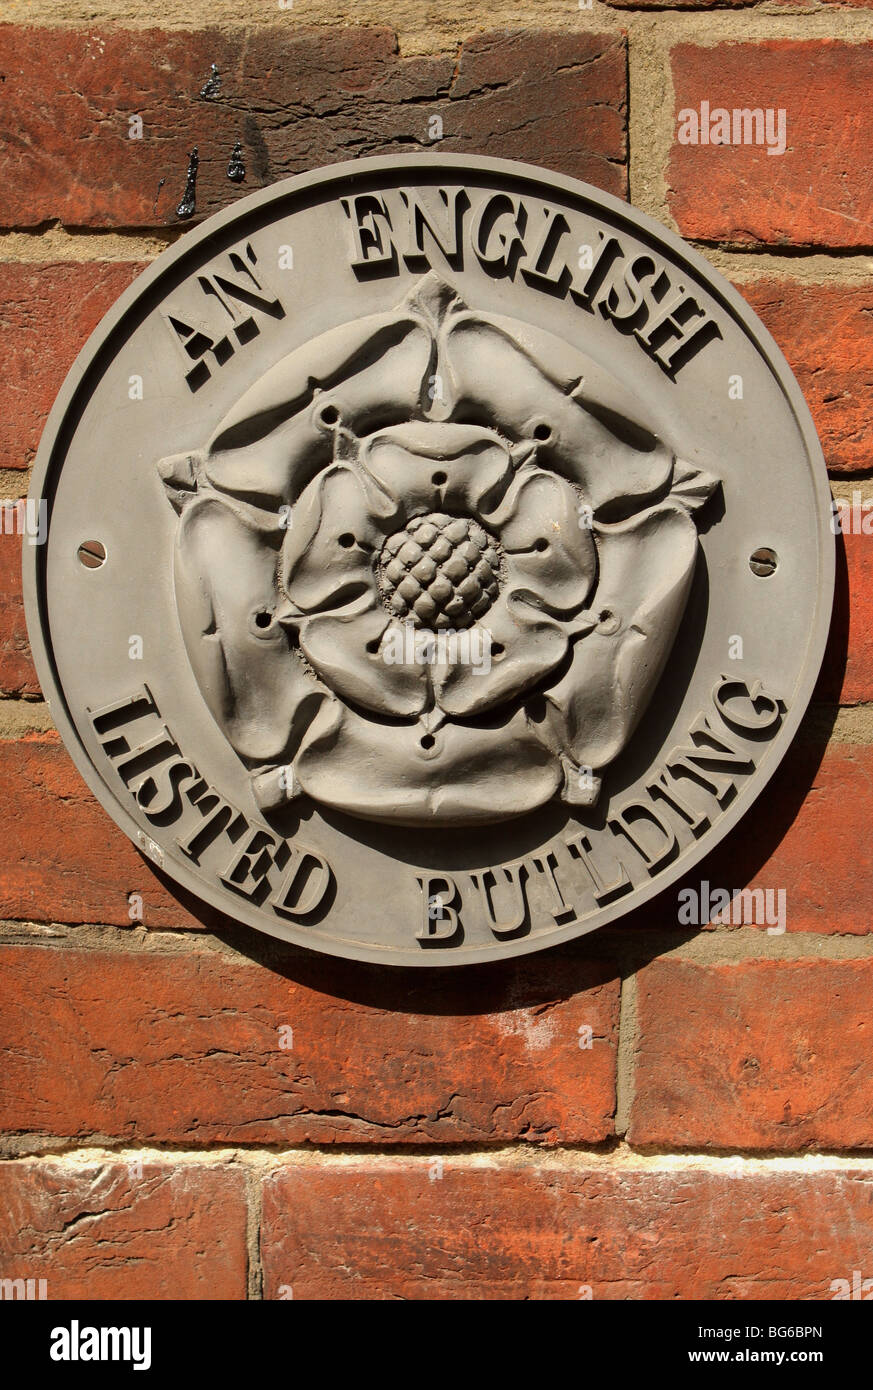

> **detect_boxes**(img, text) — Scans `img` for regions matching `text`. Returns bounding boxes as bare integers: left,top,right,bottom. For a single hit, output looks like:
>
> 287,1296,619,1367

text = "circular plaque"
24,155,834,965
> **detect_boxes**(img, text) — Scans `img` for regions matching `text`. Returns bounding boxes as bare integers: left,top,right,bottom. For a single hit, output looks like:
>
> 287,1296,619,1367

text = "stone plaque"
24,155,834,965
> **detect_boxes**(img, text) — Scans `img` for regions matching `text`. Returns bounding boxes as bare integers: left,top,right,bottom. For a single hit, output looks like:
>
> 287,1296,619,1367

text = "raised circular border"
23,153,836,966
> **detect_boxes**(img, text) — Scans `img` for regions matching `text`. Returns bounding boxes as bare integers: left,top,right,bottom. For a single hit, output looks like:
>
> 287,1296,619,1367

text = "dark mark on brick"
176,147,199,219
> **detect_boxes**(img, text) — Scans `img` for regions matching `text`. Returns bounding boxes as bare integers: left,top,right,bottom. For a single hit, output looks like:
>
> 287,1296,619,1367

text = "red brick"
0,734,203,928
632,958,873,1150
689,739,873,935
0,262,145,472
0,1159,247,1299
0,26,626,230
818,523,873,705
739,278,873,475
443,31,625,182
622,732,870,935
0,943,618,1145
669,42,873,247
0,531,38,697
261,1161,873,1298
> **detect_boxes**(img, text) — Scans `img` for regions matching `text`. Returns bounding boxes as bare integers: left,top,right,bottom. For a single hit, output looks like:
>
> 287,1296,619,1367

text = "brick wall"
2,1,873,1300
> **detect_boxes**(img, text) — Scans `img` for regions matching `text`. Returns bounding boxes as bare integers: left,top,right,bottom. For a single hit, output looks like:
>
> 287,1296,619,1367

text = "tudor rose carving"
159,273,718,826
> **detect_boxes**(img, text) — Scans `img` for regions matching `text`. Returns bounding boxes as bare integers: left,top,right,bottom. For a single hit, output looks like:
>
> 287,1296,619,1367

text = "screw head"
77,540,106,569
749,547,778,577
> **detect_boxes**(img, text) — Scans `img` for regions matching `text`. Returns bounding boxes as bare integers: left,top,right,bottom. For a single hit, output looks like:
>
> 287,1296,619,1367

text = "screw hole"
338,533,356,549
749,547,778,577
420,734,436,750
78,540,106,569
317,403,340,427
432,471,447,486
254,610,273,629
533,422,552,442
492,642,505,657
597,608,621,635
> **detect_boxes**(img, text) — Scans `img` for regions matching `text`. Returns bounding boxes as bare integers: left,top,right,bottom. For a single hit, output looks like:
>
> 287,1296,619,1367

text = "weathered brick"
0,26,627,230
690,740,873,935
631,958,873,1150
0,530,38,697
618,733,872,938
669,42,873,247
261,1160,873,1298
818,524,873,705
739,278,873,475
0,262,145,472
0,1159,247,1299
0,734,203,928
0,942,618,1145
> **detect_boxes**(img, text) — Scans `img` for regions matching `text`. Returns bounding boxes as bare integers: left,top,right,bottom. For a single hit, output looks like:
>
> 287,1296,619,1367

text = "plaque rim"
23,153,835,965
